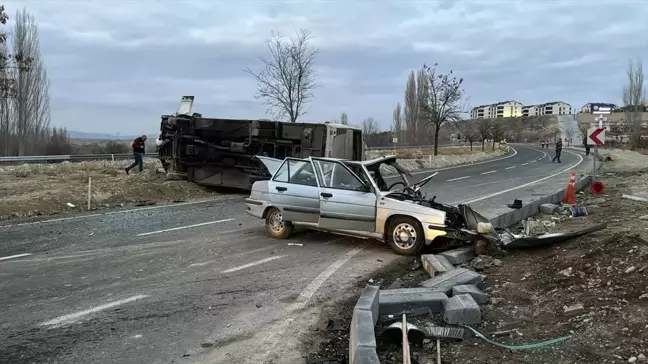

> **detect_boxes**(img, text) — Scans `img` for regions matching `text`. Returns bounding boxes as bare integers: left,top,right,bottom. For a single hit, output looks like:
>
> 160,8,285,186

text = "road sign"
392,137,398,144
595,114,607,128
588,127,606,145
591,103,613,115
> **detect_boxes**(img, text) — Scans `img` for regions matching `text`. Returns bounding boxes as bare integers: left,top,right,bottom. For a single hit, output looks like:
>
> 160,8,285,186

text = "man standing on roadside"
125,135,147,174
552,138,563,163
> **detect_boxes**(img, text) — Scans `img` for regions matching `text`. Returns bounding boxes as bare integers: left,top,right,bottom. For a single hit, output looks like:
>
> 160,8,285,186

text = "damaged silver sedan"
245,155,497,255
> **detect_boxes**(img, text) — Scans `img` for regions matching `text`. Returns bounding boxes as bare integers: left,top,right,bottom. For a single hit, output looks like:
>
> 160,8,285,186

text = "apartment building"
522,101,573,116
470,100,523,119
522,105,539,117
536,101,572,115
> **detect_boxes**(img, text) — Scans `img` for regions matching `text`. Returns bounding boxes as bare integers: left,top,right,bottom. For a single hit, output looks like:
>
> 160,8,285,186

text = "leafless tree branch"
244,29,318,122
419,63,464,155
622,58,646,150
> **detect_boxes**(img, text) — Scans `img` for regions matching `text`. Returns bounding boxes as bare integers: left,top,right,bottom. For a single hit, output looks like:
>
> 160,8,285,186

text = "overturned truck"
156,96,364,189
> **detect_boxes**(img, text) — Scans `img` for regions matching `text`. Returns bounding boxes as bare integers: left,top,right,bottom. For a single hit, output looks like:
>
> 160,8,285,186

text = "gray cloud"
3,0,647,134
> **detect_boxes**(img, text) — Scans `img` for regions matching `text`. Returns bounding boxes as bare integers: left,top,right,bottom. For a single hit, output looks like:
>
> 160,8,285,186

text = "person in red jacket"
125,135,147,174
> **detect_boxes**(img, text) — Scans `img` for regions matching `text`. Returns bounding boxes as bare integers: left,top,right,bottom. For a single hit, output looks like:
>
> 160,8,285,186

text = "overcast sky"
4,0,648,135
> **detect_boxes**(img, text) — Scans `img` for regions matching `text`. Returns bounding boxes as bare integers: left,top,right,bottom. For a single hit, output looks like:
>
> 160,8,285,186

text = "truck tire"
265,207,294,239
387,216,425,256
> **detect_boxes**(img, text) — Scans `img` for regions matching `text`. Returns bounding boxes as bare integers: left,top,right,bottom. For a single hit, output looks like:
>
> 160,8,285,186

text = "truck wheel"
387,217,425,256
265,207,294,239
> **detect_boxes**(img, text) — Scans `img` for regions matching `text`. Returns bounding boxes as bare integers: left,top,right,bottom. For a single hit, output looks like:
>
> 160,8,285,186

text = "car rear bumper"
245,198,267,219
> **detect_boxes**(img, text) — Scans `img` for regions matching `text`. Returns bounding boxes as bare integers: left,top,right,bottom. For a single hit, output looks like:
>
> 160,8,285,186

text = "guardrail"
0,153,157,164
0,143,470,164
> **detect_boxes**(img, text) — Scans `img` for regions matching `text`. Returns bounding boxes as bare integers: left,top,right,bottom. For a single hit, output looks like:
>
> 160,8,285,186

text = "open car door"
311,158,377,232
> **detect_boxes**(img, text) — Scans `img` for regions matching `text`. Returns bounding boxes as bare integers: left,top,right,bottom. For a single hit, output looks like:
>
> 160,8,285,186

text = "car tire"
265,207,294,239
387,216,425,256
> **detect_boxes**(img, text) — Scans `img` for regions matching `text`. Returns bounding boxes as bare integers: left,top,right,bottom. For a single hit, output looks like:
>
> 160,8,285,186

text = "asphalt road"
0,144,588,364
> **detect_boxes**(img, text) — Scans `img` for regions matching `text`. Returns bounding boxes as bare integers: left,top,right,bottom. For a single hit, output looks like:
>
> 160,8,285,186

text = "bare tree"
392,103,403,144
0,7,51,157
455,119,478,150
404,71,417,145
245,29,318,122
340,112,348,125
564,127,575,146
361,117,380,147
416,68,429,144
476,118,491,151
623,58,646,150
490,123,505,151
10,9,50,155
419,63,464,156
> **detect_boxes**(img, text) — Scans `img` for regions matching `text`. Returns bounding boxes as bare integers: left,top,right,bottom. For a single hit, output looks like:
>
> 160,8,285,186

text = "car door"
312,158,377,232
267,158,320,223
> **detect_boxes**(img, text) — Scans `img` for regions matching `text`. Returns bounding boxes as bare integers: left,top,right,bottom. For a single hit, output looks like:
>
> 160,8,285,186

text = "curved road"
0,144,587,364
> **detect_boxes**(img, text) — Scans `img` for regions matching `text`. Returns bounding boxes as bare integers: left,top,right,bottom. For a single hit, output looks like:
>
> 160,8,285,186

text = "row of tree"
0,6,71,156
246,28,645,152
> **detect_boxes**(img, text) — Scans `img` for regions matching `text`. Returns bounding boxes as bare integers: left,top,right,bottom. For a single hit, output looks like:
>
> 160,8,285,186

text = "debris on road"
66,202,75,208
287,243,304,247
310,169,648,364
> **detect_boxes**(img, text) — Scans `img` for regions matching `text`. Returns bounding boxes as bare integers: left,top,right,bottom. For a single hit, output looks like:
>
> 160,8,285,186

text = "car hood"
254,156,283,175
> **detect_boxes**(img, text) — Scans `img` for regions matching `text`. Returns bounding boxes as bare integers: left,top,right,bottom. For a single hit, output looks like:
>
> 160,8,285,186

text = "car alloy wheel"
268,210,284,233
392,222,418,250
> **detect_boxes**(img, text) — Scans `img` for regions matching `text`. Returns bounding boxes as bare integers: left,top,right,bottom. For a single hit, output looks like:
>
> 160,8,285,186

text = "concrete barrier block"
354,285,379,325
420,268,484,294
442,294,482,325
349,309,377,364
438,246,475,265
379,287,448,314
539,203,559,214
352,346,381,364
421,254,455,277
451,284,489,304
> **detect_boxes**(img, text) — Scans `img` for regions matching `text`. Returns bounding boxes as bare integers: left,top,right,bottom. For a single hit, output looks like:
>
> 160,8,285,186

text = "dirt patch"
306,171,648,363
0,158,221,220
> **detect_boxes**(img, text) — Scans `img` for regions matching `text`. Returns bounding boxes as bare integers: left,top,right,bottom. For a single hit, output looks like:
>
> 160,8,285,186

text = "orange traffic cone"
563,171,576,205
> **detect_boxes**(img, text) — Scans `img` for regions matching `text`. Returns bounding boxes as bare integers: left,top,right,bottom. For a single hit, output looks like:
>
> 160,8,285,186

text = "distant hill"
68,130,156,141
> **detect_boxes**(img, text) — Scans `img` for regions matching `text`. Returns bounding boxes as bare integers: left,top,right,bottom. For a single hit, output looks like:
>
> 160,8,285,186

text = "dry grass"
370,144,506,160
0,158,218,220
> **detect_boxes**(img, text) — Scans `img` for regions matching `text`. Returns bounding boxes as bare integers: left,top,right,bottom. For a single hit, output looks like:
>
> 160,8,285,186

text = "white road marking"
410,146,519,175
521,162,529,166
40,295,149,327
481,170,497,175
0,198,238,229
293,248,362,305
505,166,516,170
221,255,285,273
189,245,275,267
246,247,363,363
462,150,583,204
446,176,470,182
137,218,235,236
0,253,32,261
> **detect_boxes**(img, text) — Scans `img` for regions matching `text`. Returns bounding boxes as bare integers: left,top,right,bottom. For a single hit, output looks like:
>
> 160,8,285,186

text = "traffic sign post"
587,127,606,181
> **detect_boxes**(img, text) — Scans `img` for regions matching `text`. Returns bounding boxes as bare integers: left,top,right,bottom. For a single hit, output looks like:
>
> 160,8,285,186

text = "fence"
0,153,156,164
0,143,471,164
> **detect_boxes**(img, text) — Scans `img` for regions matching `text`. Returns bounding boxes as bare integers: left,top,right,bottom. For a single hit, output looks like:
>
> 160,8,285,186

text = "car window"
314,160,366,191
344,163,373,188
273,160,318,187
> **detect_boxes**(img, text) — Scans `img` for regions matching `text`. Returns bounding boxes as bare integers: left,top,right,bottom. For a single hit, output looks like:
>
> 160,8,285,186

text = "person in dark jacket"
552,138,563,163
582,135,591,156
125,135,147,174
